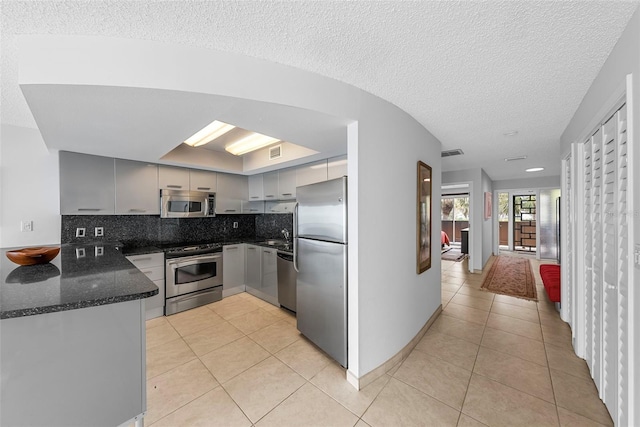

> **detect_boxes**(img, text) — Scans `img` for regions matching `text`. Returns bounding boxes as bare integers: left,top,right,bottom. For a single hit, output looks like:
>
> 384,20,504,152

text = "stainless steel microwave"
160,189,216,218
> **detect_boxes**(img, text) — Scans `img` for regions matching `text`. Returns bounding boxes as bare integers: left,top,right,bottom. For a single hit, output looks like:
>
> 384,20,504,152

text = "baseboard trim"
222,286,245,298
346,304,443,390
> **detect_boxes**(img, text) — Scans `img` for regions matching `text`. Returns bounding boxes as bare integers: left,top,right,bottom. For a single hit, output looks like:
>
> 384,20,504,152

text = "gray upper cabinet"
115,159,159,215
296,160,328,188
158,166,189,190
189,169,217,192
248,174,264,201
278,168,296,199
263,172,278,200
265,201,296,214
216,173,248,214
60,152,115,215
327,155,348,180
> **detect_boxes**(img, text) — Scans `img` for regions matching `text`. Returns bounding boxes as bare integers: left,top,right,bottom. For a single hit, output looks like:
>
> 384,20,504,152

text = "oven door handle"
168,254,222,270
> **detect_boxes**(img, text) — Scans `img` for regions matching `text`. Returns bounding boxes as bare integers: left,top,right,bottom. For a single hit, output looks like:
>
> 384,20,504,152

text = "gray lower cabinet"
126,252,165,319
244,245,278,306
0,300,146,426
245,245,262,292
261,248,278,303
222,244,245,296
115,159,160,215
60,151,115,215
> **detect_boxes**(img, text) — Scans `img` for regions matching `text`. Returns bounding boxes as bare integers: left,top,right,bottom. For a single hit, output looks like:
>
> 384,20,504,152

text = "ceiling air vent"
441,149,464,158
269,144,282,160
504,155,527,162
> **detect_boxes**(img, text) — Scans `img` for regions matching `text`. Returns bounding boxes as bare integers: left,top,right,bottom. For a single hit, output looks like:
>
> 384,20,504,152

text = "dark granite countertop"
1,243,158,320
120,240,293,255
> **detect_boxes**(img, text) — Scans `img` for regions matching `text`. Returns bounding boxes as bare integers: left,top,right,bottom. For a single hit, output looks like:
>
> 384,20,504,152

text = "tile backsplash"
62,214,292,246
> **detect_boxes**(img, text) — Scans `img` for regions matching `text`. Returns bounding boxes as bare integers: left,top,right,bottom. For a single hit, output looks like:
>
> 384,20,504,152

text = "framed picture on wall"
484,192,492,220
417,161,432,274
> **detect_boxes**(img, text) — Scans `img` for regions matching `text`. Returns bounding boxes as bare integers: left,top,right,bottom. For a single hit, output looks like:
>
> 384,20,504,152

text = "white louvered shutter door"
583,137,594,372
565,155,573,325
591,129,604,391
601,114,618,411
616,105,632,426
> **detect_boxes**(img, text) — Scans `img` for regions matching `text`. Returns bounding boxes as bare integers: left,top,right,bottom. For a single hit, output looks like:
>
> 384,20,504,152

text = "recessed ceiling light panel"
225,133,280,156
184,120,235,147
526,167,544,172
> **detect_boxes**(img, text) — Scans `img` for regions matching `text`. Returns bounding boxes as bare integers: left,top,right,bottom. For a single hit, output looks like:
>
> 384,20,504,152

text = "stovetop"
163,242,223,258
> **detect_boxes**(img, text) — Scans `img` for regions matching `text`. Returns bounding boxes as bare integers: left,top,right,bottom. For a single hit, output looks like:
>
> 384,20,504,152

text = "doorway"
513,194,536,252
441,194,469,246
498,192,509,250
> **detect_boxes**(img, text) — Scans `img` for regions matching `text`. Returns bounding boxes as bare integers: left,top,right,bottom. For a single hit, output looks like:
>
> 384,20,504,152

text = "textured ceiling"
2,1,639,181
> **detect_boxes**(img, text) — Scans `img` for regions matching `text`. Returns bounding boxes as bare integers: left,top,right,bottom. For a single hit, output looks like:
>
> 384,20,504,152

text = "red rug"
480,256,537,301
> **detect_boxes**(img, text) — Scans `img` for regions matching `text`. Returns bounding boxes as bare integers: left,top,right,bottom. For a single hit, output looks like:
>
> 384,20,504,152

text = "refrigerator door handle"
293,202,299,272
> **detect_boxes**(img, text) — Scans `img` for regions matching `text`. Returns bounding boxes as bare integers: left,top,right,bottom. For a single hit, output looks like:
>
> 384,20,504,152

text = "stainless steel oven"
165,250,223,315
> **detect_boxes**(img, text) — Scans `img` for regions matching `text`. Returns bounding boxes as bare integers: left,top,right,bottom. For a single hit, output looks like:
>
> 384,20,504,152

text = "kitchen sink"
258,240,291,251
263,240,285,245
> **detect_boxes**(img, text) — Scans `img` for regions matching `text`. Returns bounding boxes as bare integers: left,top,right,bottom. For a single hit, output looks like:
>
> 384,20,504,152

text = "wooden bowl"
6,246,60,266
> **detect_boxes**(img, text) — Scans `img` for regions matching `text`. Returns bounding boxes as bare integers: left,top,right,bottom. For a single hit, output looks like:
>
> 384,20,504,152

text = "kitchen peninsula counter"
0,242,158,319
1,242,154,426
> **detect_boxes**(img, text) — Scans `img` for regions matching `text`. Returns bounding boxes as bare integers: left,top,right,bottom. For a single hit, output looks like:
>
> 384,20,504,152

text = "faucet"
281,229,290,242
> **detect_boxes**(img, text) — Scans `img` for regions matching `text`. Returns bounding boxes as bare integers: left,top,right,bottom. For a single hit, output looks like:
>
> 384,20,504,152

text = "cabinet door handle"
78,208,102,211
225,209,237,212
166,185,182,189
250,196,259,199
129,208,147,212
282,193,292,196
265,195,275,198
197,187,211,190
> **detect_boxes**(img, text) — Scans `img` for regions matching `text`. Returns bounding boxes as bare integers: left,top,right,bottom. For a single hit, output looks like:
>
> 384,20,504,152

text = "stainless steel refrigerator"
294,176,348,367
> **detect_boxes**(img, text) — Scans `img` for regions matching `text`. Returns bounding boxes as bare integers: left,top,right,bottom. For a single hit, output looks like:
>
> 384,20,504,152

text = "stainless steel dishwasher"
277,251,297,312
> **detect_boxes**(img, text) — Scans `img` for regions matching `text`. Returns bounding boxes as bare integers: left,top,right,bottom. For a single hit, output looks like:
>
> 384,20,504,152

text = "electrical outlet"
20,220,33,232
75,247,86,258
95,246,104,256
95,227,104,237
233,222,238,229
76,228,86,238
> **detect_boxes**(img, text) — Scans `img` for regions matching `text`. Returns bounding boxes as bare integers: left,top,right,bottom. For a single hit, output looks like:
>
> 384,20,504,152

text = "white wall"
442,168,493,271
9,36,443,380
493,175,560,190
0,125,60,247
560,8,640,423
480,169,494,268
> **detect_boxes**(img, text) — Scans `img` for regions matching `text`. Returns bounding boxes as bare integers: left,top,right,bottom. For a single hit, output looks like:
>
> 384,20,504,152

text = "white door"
591,128,604,393
601,114,618,413
583,136,595,374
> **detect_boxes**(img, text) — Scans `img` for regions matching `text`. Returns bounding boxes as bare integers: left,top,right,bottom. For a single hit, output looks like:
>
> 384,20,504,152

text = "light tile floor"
141,254,612,426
